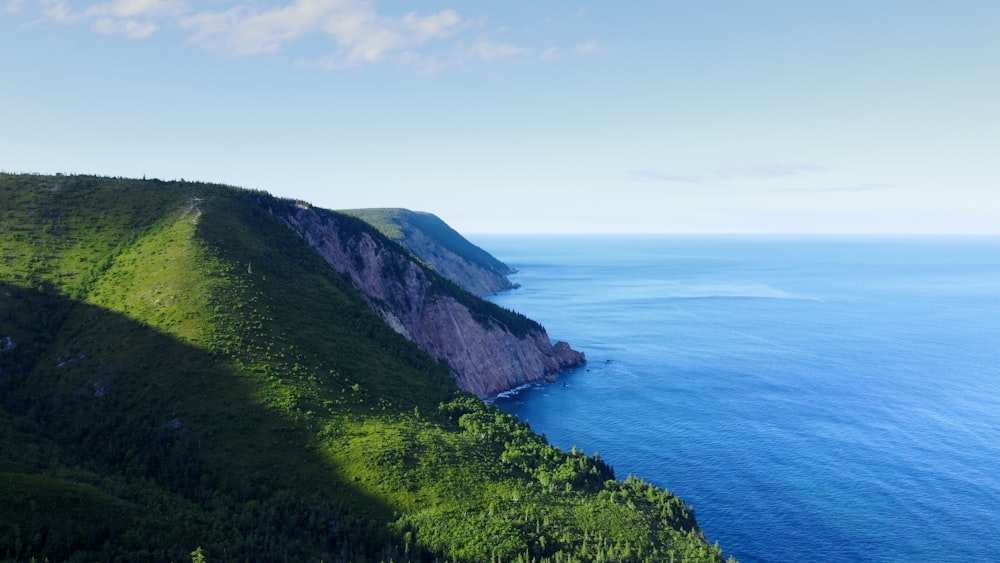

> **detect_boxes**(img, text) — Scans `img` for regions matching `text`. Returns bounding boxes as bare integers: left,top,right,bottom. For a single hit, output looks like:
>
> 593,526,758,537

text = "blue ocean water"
475,235,1000,563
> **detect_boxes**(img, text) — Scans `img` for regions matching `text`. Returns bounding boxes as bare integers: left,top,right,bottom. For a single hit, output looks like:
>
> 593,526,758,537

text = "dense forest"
0,173,731,562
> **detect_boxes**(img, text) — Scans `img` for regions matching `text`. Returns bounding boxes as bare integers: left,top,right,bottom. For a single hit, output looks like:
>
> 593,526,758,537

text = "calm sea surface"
474,235,1000,563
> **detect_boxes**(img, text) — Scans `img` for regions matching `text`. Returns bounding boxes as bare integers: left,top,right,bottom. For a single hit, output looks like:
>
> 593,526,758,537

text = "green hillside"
341,208,513,276
0,174,729,562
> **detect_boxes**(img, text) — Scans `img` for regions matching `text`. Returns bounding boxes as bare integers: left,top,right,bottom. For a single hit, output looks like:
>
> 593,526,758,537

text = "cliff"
276,202,584,397
0,174,726,562
340,208,516,296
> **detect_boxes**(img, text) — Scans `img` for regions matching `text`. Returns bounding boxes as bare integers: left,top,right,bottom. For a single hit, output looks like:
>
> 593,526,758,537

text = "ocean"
473,235,1000,563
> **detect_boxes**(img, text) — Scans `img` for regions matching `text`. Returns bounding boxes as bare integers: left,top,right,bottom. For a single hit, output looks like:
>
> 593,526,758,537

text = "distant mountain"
341,208,517,296
0,173,727,562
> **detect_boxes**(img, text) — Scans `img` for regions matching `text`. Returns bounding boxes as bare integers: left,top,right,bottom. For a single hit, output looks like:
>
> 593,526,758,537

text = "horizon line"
464,231,1000,237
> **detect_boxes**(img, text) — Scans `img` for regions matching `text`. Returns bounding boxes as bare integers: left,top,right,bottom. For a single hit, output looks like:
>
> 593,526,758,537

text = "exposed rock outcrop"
394,219,515,296
340,208,517,296
276,203,584,398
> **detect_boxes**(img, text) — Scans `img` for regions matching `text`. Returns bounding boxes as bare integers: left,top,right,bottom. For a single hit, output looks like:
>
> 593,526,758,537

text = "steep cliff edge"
276,202,584,397
341,208,516,296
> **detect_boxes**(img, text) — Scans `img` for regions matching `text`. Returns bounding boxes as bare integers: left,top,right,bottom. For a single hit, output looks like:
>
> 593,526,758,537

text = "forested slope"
0,174,729,562
341,208,515,296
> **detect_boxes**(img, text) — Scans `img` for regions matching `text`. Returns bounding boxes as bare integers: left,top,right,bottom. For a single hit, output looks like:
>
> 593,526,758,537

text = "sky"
3,1,999,234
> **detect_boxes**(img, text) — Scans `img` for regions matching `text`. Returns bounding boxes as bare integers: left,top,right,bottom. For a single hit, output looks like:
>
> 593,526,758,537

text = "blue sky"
3,1,998,234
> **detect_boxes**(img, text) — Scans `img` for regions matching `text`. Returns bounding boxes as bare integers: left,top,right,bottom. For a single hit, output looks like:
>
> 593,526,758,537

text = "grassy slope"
0,174,728,562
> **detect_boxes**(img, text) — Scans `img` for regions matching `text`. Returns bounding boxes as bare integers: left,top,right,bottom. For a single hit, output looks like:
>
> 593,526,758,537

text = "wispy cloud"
27,0,465,64
712,163,826,179
629,163,826,184
21,0,600,71
772,183,896,193
575,40,604,54
6,0,26,13
539,46,560,62
34,0,181,37
35,0,82,23
628,170,705,184
181,1,464,62
91,16,156,38
466,39,531,61
86,0,179,19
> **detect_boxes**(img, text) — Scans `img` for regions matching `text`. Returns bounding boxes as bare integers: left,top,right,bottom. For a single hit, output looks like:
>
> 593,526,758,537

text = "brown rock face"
339,208,517,297
276,203,585,398
396,223,515,296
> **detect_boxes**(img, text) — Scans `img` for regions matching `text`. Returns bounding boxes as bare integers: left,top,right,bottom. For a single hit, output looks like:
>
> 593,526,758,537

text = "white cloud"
33,0,180,36
182,3,322,56
36,0,77,23
85,0,179,19
32,0,184,39
5,0,26,14
22,1,580,71
91,16,156,38
181,0,464,63
575,40,603,54
402,10,462,41
628,170,705,184
539,46,560,61
467,39,530,61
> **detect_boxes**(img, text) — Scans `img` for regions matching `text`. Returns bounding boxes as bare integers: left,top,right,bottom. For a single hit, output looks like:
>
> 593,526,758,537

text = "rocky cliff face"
396,223,515,296
340,208,516,297
275,203,584,398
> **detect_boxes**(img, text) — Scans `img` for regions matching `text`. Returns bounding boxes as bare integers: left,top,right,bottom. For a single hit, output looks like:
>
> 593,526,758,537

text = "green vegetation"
341,207,513,277
0,173,730,561
340,208,409,241
305,204,542,338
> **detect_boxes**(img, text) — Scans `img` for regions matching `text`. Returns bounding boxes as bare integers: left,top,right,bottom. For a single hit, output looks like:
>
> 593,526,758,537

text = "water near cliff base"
476,235,1000,563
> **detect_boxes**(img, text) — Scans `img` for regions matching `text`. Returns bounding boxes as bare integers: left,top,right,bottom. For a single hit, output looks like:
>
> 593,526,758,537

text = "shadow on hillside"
0,281,404,561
